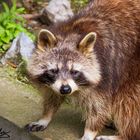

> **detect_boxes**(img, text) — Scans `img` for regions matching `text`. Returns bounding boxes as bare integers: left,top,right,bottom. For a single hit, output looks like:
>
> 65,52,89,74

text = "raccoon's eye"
49,69,59,75
37,70,58,84
70,70,81,78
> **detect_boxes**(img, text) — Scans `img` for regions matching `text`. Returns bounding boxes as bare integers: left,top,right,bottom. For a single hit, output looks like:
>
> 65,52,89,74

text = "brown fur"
27,0,140,140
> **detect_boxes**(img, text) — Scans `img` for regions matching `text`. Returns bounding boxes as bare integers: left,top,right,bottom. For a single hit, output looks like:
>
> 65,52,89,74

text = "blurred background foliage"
71,0,89,11
0,0,35,54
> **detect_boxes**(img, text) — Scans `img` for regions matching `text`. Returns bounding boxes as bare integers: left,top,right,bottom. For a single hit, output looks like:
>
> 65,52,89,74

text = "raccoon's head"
27,29,101,95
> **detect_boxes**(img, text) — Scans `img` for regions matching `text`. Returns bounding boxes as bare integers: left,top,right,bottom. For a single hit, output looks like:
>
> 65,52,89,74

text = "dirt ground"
0,67,114,140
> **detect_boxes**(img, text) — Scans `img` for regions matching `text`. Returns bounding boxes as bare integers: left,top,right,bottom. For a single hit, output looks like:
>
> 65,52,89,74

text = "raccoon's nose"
60,85,72,94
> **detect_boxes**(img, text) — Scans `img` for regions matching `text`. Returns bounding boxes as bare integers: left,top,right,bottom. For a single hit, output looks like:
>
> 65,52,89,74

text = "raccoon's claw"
24,122,47,132
25,119,50,132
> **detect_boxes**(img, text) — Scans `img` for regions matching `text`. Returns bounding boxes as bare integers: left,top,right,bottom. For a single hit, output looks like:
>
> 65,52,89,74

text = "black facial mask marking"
38,69,58,85
70,70,90,86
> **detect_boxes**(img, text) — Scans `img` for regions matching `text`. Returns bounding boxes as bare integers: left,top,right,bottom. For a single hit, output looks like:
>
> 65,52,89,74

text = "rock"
0,117,41,140
19,33,35,60
0,33,35,65
40,0,74,24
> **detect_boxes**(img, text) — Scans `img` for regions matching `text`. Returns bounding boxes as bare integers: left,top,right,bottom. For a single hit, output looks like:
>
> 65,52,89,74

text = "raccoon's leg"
95,136,122,140
81,116,107,140
25,93,64,132
81,129,98,140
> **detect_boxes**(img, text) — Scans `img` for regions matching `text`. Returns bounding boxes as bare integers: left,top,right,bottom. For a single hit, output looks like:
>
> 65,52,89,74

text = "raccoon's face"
27,29,101,95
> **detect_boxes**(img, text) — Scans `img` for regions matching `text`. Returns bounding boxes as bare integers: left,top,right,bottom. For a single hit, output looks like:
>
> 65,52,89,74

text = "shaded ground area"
0,117,41,140
0,67,114,140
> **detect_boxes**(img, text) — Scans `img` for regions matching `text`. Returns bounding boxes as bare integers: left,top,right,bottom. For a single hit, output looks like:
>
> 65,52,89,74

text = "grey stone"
41,0,74,24
0,33,35,65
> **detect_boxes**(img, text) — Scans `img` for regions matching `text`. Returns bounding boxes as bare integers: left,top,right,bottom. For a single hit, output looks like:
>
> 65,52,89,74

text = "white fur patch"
67,61,73,70
30,118,51,128
43,138,52,140
52,79,62,93
58,62,63,69
47,62,57,70
67,79,78,93
81,130,97,140
73,63,83,71
82,54,101,84
96,136,120,140
38,119,51,126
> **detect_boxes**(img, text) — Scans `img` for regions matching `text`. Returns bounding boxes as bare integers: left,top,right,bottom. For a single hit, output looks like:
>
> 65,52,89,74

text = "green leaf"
6,23,15,29
0,26,5,34
1,36,10,43
2,19,9,26
2,2,10,13
0,41,3,47
2,44,10,51
14,30,20,37
16,8,25,14
11,0,17,12
5,30,12,38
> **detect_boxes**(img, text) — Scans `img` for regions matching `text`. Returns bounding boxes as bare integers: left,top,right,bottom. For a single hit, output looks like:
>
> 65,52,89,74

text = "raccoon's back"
79,0,140,91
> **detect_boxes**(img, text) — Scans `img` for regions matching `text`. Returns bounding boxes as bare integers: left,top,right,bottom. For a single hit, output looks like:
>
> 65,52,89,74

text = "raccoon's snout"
60,85,72,95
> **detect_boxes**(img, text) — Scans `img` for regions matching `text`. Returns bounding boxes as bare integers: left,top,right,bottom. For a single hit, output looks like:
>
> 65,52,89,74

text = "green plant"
0,0,35,53
71,0,89,12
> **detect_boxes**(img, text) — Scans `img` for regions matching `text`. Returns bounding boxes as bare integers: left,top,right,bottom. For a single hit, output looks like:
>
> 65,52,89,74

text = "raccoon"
25,0,140,140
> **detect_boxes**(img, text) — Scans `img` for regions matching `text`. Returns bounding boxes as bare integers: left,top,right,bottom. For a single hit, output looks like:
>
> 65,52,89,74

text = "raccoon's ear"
37,29,57,51
78,32,97,56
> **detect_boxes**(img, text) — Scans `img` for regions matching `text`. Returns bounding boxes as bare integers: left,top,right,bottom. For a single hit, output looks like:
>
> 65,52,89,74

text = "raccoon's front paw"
81,130,97,140
95,136,108,140
95,136,119,140
81,136,93,140
25,119,49,132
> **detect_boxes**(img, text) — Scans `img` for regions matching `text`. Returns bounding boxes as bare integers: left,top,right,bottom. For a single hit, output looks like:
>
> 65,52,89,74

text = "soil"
0,67,115,140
